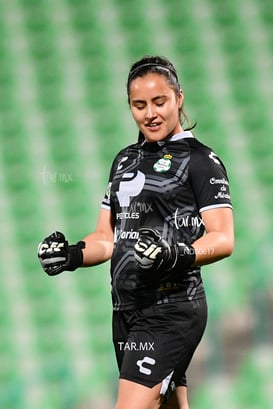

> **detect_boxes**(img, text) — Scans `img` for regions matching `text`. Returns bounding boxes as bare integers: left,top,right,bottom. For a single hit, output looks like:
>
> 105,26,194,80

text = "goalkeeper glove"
134,227,195,277
38,231,85,276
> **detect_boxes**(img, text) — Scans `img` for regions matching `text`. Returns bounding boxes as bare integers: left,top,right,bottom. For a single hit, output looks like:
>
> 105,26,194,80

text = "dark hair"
127,55,196,142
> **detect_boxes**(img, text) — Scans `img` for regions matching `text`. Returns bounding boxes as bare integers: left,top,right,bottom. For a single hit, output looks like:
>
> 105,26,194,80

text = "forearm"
192,231,234,266
81,231,114,266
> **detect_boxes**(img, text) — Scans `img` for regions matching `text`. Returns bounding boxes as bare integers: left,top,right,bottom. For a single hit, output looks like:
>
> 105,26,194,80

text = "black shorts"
112,299,207,398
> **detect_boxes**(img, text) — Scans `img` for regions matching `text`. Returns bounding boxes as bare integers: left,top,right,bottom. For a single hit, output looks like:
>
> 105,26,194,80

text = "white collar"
141,130,194,146
158,130,194,145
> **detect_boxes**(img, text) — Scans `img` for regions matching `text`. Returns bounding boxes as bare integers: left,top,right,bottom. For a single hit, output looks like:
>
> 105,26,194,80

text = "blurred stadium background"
0,0,272,407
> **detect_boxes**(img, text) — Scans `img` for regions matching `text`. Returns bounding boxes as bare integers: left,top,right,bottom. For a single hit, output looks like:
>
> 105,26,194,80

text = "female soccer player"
38,56,234,409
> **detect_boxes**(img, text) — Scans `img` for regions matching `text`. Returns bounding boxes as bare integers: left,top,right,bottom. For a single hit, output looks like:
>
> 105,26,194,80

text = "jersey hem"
112,294,207,311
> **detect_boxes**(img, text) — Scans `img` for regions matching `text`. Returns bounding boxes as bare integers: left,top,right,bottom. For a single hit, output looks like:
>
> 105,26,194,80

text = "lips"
145,122,162,131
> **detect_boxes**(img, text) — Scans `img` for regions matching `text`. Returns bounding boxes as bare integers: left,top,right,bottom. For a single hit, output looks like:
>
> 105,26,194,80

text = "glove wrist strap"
172,242,196,270
67,241,85,271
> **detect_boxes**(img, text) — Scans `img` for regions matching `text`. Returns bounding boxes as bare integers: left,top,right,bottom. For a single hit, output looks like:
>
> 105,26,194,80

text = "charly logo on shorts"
136,356,156,375
153,154,172,172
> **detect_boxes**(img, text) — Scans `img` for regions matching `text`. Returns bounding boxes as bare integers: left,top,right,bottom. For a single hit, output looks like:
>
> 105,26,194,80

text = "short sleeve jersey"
102,131,232,311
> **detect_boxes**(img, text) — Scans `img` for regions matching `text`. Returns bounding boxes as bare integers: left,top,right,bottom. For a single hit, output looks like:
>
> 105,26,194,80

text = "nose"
145,104,156,120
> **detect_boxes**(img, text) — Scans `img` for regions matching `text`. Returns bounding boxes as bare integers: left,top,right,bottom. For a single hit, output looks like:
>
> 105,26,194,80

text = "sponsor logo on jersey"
213,183,230,200
153,154,172,172
136,356,156,375
117,156,129,171
210,177,229,185
114,228,139,241
117,171,145,207
214,192,231,200
116,202,153,220
208,151,221,164
116,212,140,220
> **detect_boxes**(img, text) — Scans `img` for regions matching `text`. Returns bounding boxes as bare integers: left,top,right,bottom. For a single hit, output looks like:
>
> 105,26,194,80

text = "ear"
178,89,184,108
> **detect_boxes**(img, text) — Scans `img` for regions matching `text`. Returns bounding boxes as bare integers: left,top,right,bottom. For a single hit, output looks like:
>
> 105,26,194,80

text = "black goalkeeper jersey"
101,131,232,311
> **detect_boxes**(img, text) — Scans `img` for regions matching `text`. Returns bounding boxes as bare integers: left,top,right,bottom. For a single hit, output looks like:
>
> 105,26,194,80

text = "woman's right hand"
37,231,85,276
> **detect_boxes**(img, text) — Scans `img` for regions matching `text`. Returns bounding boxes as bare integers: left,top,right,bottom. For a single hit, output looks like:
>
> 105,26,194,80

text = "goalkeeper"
38,55,234,409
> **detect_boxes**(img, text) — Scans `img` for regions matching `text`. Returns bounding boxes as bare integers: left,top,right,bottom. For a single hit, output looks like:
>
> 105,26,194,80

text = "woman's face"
129,73,184,143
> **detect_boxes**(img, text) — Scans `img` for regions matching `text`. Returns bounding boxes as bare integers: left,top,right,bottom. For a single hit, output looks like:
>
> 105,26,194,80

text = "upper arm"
201,207,234,240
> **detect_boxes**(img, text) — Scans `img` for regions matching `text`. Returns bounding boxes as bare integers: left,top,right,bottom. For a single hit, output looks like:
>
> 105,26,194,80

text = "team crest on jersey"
153,154,172,173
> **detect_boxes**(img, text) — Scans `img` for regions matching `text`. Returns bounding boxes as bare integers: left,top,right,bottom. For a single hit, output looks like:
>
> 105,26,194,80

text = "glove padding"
38,231,85,276
134,227,195,278
134,227,172,272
